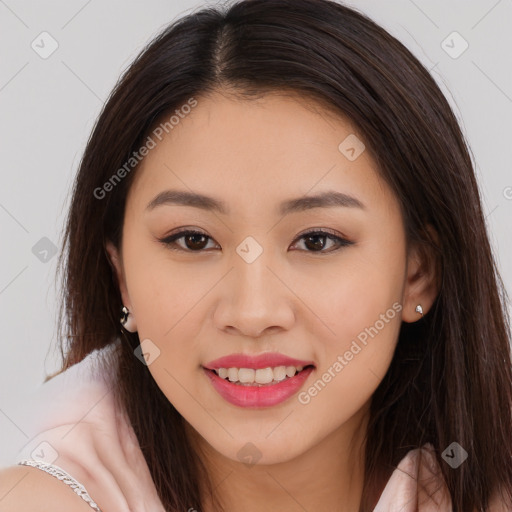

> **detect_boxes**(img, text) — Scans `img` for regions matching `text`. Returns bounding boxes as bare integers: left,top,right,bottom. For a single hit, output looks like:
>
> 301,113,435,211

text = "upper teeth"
215,366,304,384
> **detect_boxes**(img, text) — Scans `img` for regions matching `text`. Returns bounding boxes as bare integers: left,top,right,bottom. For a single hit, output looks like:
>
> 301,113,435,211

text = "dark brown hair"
52,0,512,510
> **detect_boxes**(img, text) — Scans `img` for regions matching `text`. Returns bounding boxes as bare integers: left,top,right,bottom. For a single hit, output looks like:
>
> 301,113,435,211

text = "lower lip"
203,366,315,408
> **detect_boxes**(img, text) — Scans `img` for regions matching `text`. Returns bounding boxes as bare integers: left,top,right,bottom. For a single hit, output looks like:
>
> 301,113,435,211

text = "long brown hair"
52,0,512,510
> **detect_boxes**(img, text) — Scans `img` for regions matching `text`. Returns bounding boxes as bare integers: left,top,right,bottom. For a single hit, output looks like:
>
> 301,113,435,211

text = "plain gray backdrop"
1,0,511,466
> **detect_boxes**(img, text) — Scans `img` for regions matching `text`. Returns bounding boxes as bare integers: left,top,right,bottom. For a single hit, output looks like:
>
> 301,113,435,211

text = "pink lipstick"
203,352,315,408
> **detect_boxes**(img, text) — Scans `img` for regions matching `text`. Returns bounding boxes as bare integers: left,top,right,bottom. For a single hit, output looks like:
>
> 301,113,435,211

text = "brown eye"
304,234,328,251
159,230,218,251
181,233,209,250
291,230,354,253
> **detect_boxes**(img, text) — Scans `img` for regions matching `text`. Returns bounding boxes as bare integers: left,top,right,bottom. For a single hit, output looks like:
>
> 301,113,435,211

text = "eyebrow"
145,189,365,215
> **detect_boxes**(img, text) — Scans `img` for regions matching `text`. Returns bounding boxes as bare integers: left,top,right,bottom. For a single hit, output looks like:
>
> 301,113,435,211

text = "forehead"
127,90,394,215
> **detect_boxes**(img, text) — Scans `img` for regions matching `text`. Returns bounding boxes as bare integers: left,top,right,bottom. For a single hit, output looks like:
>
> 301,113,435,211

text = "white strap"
17,459,102,512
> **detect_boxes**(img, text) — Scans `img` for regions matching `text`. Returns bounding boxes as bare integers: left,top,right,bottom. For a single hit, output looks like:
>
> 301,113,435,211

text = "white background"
1,0,511,466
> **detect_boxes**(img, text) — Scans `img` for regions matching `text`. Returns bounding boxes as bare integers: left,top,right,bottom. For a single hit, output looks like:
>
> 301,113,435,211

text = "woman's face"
107,90,428,466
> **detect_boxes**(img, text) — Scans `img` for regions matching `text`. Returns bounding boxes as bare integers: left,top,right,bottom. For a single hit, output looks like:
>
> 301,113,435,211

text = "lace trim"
17,459,102,512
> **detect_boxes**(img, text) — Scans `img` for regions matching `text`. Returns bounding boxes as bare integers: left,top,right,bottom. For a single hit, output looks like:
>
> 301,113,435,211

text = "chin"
226,436,306,467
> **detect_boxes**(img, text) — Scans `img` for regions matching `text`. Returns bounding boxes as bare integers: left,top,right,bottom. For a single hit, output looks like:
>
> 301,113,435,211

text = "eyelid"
293,226,342,240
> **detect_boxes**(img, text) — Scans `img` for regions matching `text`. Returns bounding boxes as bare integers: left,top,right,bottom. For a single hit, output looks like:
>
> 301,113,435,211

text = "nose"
213,249,296,338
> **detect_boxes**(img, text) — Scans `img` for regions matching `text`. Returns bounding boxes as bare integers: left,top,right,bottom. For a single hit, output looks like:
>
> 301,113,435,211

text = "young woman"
1,0,511,510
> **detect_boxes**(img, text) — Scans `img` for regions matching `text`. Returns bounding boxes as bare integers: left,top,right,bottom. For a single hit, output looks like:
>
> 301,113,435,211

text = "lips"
202,352,316,408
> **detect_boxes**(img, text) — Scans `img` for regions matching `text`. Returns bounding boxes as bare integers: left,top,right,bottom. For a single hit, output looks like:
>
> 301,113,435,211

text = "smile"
202,352,316,408
213,365,306,385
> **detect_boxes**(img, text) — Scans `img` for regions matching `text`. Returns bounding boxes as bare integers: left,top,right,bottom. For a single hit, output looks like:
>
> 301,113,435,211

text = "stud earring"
415,304,424,317
120,305,137,332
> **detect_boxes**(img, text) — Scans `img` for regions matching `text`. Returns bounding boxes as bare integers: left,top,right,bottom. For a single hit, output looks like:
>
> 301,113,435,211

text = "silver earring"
415,304,424,317
120,305,137,332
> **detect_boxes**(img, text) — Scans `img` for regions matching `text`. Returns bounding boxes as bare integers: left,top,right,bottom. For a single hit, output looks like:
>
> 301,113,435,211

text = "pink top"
6,342,504,511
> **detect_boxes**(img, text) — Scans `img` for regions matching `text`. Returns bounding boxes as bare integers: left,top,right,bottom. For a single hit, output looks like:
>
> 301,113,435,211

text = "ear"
105,240,134,317
401,225,441,323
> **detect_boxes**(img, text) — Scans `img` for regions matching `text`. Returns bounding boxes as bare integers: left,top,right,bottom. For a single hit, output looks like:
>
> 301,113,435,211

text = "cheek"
121,246,209,403
299,286,402,425
304,242,405,347
125,241,208,335
300,237,405,407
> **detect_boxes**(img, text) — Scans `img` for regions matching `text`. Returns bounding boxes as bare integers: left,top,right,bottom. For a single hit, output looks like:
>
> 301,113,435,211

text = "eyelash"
158,228,354,254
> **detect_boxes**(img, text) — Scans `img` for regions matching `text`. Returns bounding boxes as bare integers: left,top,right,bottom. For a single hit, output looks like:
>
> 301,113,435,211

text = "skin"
107,89,439,512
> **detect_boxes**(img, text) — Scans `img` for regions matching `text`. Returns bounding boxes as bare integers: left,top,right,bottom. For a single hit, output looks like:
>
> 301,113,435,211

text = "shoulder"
0,465,95,512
